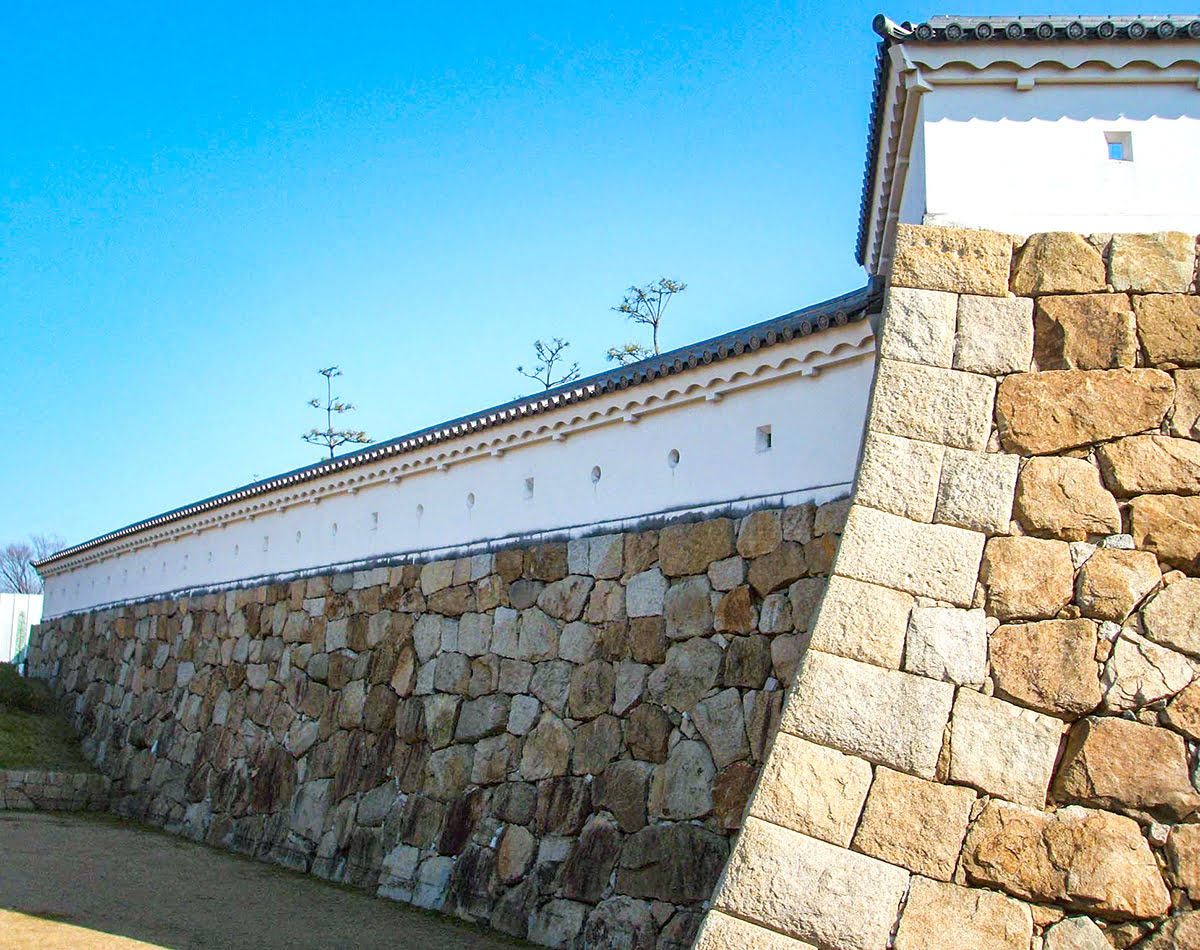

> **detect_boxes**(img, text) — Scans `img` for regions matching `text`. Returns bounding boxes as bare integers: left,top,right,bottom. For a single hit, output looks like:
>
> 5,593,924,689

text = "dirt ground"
0,811,526,950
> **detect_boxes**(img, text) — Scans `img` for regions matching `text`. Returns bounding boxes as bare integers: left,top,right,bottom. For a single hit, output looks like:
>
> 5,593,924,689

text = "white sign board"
0,594,43,665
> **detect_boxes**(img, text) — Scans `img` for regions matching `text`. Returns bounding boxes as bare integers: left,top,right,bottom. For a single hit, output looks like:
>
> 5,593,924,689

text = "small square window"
756,425,773,453
1105,131,1133,162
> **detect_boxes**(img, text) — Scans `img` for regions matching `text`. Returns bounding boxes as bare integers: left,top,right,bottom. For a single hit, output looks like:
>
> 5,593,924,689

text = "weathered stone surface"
519,715,572,780
1014,456,1122,541
1134,293,1200,367
625,704,671,762
648,740,715,819
1012,232,1107,295
1164,677,1200,740
625,569,667,619
1098,435,1200,496
1076,549,1161,621
870,360,996,452
721,636,771,690
949,689,1062,808
717,817,910,950
809,575,912,669
996,368,1174,455
1172,368,1200,439
954,294,1035,375
588,534,623,579
981,536,1075,621
507,694,540,735
1143,577,1200,657
663,575,714,640
593,760,651,833
455,694,510,741
617,822,728,904
538,575,594,622
891,223,1013,296
1129,494,1200,570
1053,716,1200,821
694,911,818,950
903,605,987,687
707,555,744,592
879,285,958,367
747,543,807,597
659,520,734,577
568,660,615,720
1110,232,1196,293
1167,823,1200,900
496,824,536,884
572,714,623,775
1042,917,1110,950
781,650,953,779
1035,294,1137,370
1102,630,1195,712
935,449,1019,535
750,732,872,847
528,899,587,949
560,815,622,903
894,877,1032,950
835,505,985,606
789,577,824,633
855,432,943,522
420,560,455,596
581,896,657,950
736,510,782,558
990,619,1102,718
1133,911,1200,949
645,638,721,713
628,617,666,664
712,760,756,830
692,688,749,769
961,800,1171,920
558,621,597,664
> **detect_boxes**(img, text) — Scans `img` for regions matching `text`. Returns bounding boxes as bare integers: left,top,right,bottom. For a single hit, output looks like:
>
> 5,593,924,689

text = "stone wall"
696,226,1200,950
0,770,110,811
26,502,846,949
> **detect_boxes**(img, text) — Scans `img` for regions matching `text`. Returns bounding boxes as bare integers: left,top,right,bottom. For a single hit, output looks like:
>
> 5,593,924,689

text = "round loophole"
591,466,602,484
416,504,424,518
667,449,681,469
466,492,476,508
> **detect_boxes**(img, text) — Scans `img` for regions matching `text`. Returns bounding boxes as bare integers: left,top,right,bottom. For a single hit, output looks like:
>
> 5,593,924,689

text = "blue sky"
2,1,1121,547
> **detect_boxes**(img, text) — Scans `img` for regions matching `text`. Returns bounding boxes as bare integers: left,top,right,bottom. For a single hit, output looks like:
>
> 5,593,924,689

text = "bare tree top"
1,534,66,594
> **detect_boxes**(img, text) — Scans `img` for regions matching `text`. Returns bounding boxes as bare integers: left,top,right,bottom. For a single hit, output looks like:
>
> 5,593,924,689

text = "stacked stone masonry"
26,502,847,949
697,226,1200,950
0,769,110,811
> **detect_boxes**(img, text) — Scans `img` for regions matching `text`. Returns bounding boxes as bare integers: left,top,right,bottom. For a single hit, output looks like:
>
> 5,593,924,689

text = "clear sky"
2,1,1124,548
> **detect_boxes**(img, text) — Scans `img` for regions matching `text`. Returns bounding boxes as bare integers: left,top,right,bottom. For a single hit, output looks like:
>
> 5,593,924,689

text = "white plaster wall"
908,82,1200,236
42,325,875,617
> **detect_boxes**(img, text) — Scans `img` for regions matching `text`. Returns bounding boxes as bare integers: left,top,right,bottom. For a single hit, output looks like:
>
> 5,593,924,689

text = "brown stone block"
1171,368,1200,440
1098,434,1200,497
990,619,1101,718
894,877,1031,950
1076,549,1161,622
1129,494,1200,571
1011,232,1107,295
1109,232,1197,293
1134,293,1200,367
659,520,734,577
1034,294,1136,370
981,535,1074,621
1014,456,1122,541
891,223,1013,296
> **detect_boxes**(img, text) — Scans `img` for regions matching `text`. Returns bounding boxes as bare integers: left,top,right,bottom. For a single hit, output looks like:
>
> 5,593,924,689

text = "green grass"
0,706,94,772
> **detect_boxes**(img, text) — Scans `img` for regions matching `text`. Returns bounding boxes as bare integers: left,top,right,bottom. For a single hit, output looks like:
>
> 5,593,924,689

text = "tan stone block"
894,877,1032,950
1164,678,1200,740
1143,577,1200,657
954,294,1035,375
808,575,912,669
949,689,1062,808
1171,368,1200,439
892,223,1013,296
835,505,985,606
716,817,910,950
879,285,959,367
1014,456,1121,541
714,585,754,634
1101,629,1195,712
1135,293,1200,367
935,448,1019,535
855,432,944,522
1167,823,1200,900
1011,232,1107,295
852,768,976,881
1053,716,1200,822
1076,549,1161,622
658,519,734,577
1034,294,1137,370
981,535,1074,621
870,360,996,452
1042,917,1109,950
1098,435,1200,496
747,543,807,597
736,510,782,558
996,368,1174,455
989,619,1102,718
695,912,817,950
814,497,851,536
781,650,953,779
1128,494,1200,571
1110,232,1196,293
903,606,988,687
1135,911,1200,949
961,800,1170,920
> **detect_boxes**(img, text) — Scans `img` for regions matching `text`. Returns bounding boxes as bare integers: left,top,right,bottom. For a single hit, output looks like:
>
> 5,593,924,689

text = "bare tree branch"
518,338,581,391
302,365,374,460
1,534,65,594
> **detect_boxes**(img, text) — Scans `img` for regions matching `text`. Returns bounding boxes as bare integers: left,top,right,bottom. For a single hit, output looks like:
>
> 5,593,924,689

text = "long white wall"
41,322,875,617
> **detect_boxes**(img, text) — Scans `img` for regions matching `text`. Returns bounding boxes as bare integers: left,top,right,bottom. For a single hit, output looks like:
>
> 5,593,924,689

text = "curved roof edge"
37,282,882,569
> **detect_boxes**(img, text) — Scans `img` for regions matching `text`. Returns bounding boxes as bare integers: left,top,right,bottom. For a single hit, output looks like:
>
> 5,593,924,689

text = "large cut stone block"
948,689,1062,808
1101,629,1194,712
996,368,1174,455
1128,494,1200,571
1109,232,1197,293
695,912,818,950
981,535,1074,621
891,223,1013,296
852,767,976,881
781,649,953,779
1011,232,1107,295
954,294,1035,375
1097,434,1200,497
879,286,959,367
894,876,1032,950
659,520,734,577
903,605,988,687
934,448,1019,535
990,619,1101,718
749,732,873,847
835,506,985,606
808,575,912,669
1075,549,1161,622
855,432,944,522
870,360,996,451
1171,368,1200,439
1142,577,1200,658
1013,456,1122,541
1034,294,1137,370
716,817,910,950
1134,293,1200,367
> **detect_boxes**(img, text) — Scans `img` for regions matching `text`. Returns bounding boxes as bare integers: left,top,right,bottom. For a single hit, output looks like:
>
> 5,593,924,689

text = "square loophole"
756,425,773,453
1105,131,1133,162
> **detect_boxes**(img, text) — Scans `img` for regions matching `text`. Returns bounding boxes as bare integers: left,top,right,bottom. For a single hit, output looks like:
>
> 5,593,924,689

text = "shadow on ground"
0,811,528,950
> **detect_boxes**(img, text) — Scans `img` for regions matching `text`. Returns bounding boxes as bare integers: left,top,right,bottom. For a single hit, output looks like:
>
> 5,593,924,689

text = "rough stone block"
736,510,782,558
1134,293,1200,367
694,911,817,950
808,575,912,669
1011,232,1107,295
1097,434,1200,497
663,575,713,641
659,519,734,577
1102,629,1195,712
1129,493,1200,571
625,569,667,618
981,535,1074,621
990,619,1102,718
1075,549,1161,622
870,359,996,452
855,432,944,522
894,876,1032,950
1035,294,1137,370
834,505,985,606
747,543,807,597
996,368,1174,455
891,223,1013,296
1143,577,1200,657
903,606,988,687
954,294,1034,375
644,637,721,713
692,688,749,769
749,732,873,847
1043,917,1110,950
781,650,953,779
647,740,715,820
879,285,959,367
1167,824,1200,900
934,448,1019,535
1014,456,1122,541
1171,368,1200,439
716,817,910,950
1109,232,1197,292
949,689,1062,808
